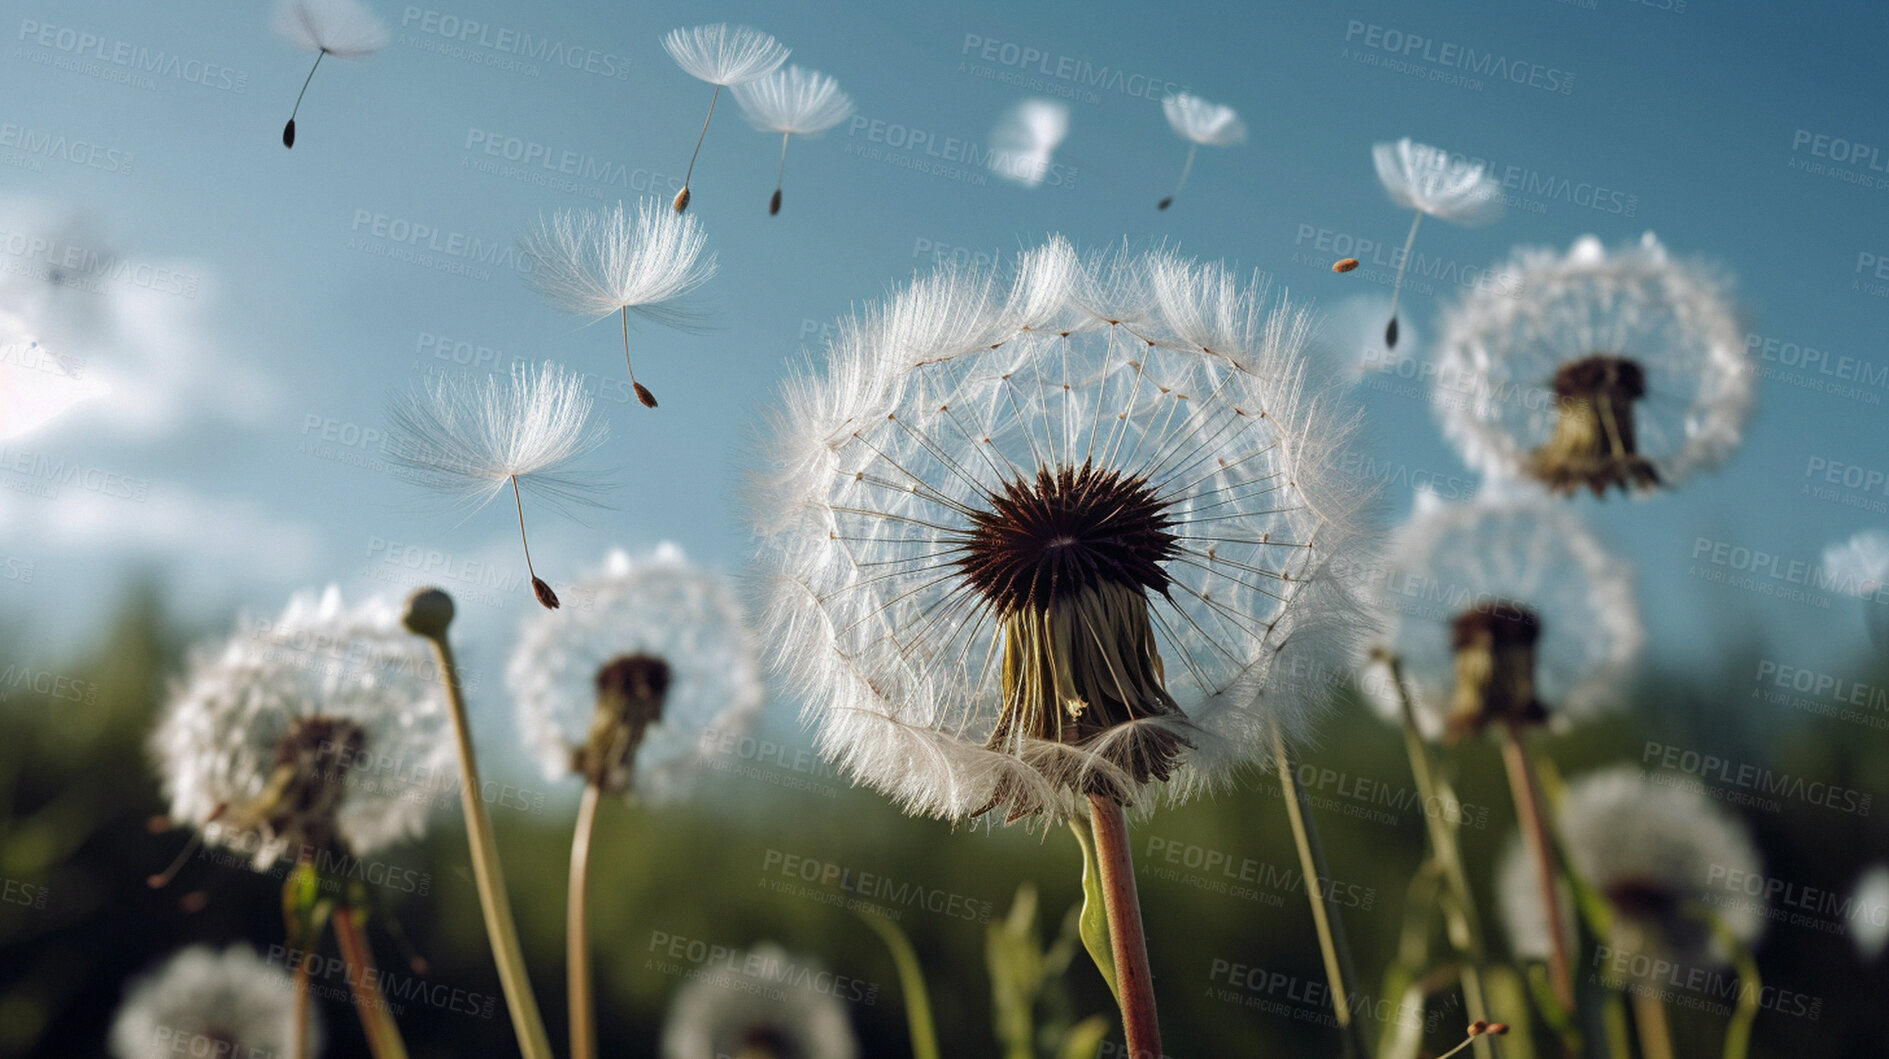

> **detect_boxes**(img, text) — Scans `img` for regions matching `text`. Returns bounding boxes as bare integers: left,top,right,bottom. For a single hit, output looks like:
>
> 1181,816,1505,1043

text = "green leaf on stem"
858,910,941,1059
1066,819,1119,1005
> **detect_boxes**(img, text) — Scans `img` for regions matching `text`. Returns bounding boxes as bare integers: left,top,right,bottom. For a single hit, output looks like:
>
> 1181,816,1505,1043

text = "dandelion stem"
334,905,411,1059
777,131,790,194
1387,211,1424,345
682,84,720,192
510,476,540,582
1271,724,1371,1059
1501,719,1575,1014
1384,653,1492,1058
414,613,556,1059
619,307,639,389
1087,794,1162,1059
292,953,312,1059
1629,989,1674,1059
290,51,326,124
1159,144,1197,210
567,781,603,1059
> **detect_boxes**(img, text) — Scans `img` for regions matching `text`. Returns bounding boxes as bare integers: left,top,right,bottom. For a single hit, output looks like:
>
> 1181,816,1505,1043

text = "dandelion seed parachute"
272,0,388,148
1433,232,1752,497
149,587,454,872
755,237,1372,824
507,544,764,801
987,98,1070,189
732,65,854,214
1371,138,1504,348
385,360,611,607
1156,93,1245,210
1362,490,1641,742
521,199,717,403
110,945,322,1059
1498,765,1764,980
663,24,790,211
660,943,857,1059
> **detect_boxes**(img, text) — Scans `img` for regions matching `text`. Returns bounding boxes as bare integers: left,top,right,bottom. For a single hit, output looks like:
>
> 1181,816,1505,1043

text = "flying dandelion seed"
385,360,611,608
1332,258,1359,273
755,237,1370,825
663,23,790,212
731,65,854,215
508,544,764,800
660,942,858,1059
272,0,388,149
987,97,1070,189
1362,490,1641,744
1498,765,1764,982
1371,138,1503,348
1434,232,1752,497
521,199,717,407
110,945,322,1059
147,587,454,879
1156,93,1245,210
1822,529,1889,652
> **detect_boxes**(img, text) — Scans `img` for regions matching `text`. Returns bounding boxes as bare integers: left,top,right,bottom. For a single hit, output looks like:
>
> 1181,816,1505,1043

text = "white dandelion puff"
1435,232,1752,497
988,98,1070,189
521,199,717,405
1499,766,1764,979
110,945,321,1059
732,65,855,214
1823,529,1889,651
1371,138,1504,348
148,587,454,875
386,359,611,608
1363,491,1641,743
1849,864,1889,963
508,544,764,801
1156,92,1245,210
272,0,387,148
663,23,791,211
754,237,1373,825
660,943,857,1059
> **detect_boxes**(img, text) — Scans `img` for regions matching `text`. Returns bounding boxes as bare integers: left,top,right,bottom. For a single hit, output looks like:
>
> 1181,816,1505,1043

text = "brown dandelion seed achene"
954,462,1194,818
634,382,658,408
1527,354,1659,497
672,186,692,212
1333,257,1359,273
533,576,561,610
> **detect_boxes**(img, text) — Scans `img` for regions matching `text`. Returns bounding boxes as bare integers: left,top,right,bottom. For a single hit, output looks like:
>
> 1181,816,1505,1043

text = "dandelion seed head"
663,24,790,87
733,65,855,136
1162,93,1246,146
150,587,453,872
1435,232,1752,495
660,942,857,1059
521,199,718,328
755,237,1373,824
272,0,388,58
385,359,611,514
1363,492,1641,741
508,545,763,802
1499,766,1764,977
1372,138,1504,225
110,944,319,1059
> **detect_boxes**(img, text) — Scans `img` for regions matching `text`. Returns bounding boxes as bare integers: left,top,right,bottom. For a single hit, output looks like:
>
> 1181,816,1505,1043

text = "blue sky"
3,0,1887,766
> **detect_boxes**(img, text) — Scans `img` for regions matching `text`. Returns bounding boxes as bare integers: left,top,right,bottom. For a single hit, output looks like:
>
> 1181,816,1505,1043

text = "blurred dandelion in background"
1156,92,1245,210
1497,765,1765,978
987,98,1070,189
1849,864,1889,964
521,199,718,408
386,360,611,608
1822,529,1889,653
1370,137,1503,349
0,315,108,440
663,23,791,212
109,944,321,1059
147,587,453,879
731,65,855,215
1362,490,1642,743
271,0,387,149
659,942,858,1059
755,236,1370,825
1434,232,1753,497
507,543,764,802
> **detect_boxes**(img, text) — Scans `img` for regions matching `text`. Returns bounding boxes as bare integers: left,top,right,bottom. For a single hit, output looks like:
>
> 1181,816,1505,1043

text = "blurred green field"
2,587,1885,1057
